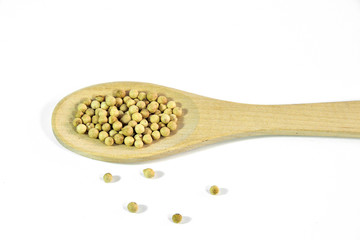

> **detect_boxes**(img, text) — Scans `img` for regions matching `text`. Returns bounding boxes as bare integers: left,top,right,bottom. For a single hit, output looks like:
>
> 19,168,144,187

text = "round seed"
160,127,171,137
73,118,82,127
143,168,155,178
103,173,112,183
151,131,161,140
127,202,138,213
122,126,134,136
124,136,135,146
209,185,220,195
143,134,153,144
105,95,116,106
98,131,109,142
135,124,145,134
114,134,124,144
104,137,114,146
76,124,87,134
134,139,144,148
172,213,182,223
88,128,99,139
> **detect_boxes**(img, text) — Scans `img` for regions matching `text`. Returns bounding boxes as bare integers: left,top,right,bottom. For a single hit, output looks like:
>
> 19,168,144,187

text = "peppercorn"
135,124,145,134
161,114,170,124
115,97,123,107
128,105,139,115
86,123,94,130
98,115,108,124
88,128,99,139
170,114,178,122
132,112,143,122
85,108,95,116
76,124,87,134
75,111,84,118
127,202,138,213
209,185,220,195
138,92,147,101
147,101,159,113
82,98,92,106
143,134,153,144
124,136,135,146
157,96,167,104
150,123,159,131
103,173,112,183
98,109,108,117
140,119,148,127
134,134,143,141
112,121,123,131
129,89,139,99
102,123,111,132
114,134,124,144
108,115,118,124
122,126,134,136
77,103,87,112
151,131,161,140
109,130,118,137
95,95,104,102
91,100,100,109
149,115,160,123
173,107,182,117
144,127,152,135
159,104,167,112
167,121,177,131
104,137,114,146
120,104,128,112
167,101,176,109
134,139,144,148
143,168,155,178
123,96,131,103
128,120,137,128
109,107,120,117
160,127,170,137
114,89,126,98
98,131,109,142
140,109,150,118
163,109,172,115
126,99,136,107
73,118,82,127
136,101,146,109
105,95,116,106
100,101,109,110
95,123,102,131
120,114,131,124
172,214,182,223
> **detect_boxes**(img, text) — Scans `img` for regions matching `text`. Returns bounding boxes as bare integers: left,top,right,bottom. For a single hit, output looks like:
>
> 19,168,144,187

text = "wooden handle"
244,101,360,138
195,99,360,141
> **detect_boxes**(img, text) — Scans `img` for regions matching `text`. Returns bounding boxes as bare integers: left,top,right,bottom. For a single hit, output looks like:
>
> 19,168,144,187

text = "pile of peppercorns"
72,89,182,148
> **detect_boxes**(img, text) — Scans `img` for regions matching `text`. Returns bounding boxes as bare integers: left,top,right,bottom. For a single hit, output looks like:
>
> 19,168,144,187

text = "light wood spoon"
52,82,360,163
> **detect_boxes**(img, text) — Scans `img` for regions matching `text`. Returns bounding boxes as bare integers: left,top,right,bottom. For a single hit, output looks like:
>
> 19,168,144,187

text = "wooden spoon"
52,82,360,163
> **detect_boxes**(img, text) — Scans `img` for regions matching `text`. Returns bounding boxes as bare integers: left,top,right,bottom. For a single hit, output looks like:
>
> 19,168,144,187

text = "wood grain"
52,82,360,163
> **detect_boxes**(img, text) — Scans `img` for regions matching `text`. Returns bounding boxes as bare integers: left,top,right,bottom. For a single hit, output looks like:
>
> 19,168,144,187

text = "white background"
1,0,360,239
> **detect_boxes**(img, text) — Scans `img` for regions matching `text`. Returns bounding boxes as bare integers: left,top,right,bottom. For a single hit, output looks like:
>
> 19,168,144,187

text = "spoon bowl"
52,82,360,163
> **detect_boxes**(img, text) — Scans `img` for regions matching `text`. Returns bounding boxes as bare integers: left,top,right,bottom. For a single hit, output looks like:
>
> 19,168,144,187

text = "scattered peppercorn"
172,213,182,223
127,202,138,213
143,168,155,178
209,185,220,195
103,173,112,183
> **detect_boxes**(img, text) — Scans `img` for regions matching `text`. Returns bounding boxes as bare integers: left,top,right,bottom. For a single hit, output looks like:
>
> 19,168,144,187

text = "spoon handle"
243,101,360,138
